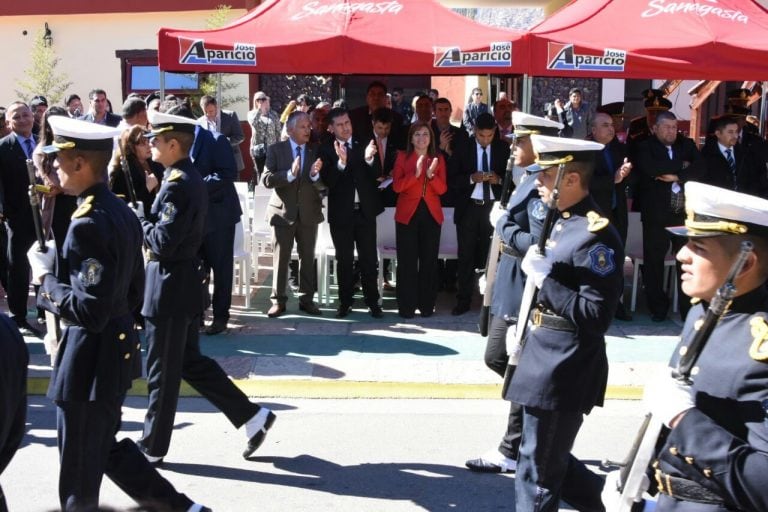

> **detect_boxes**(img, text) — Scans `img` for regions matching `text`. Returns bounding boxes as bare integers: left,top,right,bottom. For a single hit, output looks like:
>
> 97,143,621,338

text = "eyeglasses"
255,97,267,102
474,92,483,96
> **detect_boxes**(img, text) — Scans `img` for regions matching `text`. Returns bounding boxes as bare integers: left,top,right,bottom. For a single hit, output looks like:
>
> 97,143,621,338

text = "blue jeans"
515,406,605,512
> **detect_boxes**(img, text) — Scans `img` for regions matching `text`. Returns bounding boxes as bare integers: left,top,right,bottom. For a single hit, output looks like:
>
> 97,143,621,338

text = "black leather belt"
531,307,575,332
472,199,488,206
656,474,724,506
500,243,522,258
353,203,361,210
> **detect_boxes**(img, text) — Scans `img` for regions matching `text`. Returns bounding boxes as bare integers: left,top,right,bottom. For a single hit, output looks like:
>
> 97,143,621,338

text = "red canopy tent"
527,0,768,80
157,0,527,75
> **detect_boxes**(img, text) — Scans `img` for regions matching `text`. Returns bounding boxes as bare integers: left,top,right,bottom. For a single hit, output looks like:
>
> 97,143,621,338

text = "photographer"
553,88,592,139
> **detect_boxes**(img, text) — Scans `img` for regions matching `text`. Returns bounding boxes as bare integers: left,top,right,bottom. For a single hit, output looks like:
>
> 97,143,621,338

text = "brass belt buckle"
532,308,543,327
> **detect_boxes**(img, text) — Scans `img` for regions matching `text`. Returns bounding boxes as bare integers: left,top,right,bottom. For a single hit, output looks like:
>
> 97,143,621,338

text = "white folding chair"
376,207,397,298
232,220,252,308
438,207,458,260
626,212,678,312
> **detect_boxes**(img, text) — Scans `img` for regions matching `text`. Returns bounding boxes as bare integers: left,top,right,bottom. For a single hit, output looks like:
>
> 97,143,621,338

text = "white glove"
130,201,145,220
601,470,652,511
489,204,506,227
27,240,56,285
478,273,487,295
520,246,553,288
505,324,522,365
643,369,695,428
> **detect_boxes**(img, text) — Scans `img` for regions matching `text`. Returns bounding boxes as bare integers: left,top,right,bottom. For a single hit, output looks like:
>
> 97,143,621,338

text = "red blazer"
392,151,447,225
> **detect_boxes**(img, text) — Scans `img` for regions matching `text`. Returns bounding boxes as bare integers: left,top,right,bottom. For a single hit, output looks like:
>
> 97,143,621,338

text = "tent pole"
160,69,165,100
217,73,223,105
522,74,532,113
760,81,768,138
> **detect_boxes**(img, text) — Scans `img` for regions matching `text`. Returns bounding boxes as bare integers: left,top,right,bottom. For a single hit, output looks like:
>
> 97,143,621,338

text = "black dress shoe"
369,305,383,318
243,408,276,459
451,303,470,316
13,318,43,338
614,304,633,321
299,302,322,315
336,304,352,318
398,311,415,319
267,304,286,318
651,313,667,322
465,456,517,473
420,310,434,318
204,318,228,335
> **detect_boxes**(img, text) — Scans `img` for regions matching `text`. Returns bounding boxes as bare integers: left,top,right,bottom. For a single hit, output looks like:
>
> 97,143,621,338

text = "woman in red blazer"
392,121,447,318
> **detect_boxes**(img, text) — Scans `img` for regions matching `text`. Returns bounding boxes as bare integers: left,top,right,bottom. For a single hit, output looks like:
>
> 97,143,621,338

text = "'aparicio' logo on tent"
179,38,257,67
434,42,512,68
547,43,625,72
291,0,403,20
640,0,749,24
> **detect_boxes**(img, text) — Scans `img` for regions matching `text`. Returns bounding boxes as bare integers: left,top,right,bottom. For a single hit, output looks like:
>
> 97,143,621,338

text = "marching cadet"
465,112,563,474
27,116,209,511
630,182,768,511
509,135,623,512
134,110,275,466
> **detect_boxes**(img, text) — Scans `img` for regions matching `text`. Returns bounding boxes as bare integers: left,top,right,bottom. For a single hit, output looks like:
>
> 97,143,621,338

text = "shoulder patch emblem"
168,169,183,182
71,203,92,219
79,258,103,287
83,195,94,205
159,202,177,224
587,211,610,232
530,199,547,220
749,316,768,361
587,244,616,277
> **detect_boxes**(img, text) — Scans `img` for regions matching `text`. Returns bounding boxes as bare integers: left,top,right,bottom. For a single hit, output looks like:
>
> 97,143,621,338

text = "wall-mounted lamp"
43,22,52,47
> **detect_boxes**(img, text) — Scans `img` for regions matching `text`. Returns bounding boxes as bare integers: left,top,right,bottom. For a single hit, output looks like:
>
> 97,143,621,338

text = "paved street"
5,396,645,511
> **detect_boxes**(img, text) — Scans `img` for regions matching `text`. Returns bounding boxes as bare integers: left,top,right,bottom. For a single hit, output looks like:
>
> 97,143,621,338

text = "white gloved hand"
601,470,652,511
27,240,56,285
489,203,506,227
129,201,145,221
478,273,487,295
505,324,522,365
520,246,553,288
643,369,695,428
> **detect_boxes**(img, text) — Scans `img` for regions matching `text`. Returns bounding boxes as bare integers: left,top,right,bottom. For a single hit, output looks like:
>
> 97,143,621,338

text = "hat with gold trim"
642,89,672,111
146,109,198,137
528,135,604,172
666,182,768,238
42,116,121,154
512,111,563,137
596,102,625,118
724,88,751,117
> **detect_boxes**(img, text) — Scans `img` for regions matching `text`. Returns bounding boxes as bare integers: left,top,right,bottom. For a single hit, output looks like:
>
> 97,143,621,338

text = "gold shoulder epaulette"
587,211,609,232
71,195,94,219
168,169,184,182
749,316,768,361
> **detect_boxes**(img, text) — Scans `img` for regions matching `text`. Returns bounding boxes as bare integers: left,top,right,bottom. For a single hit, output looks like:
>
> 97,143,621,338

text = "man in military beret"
509,135,624,512
627,89,672,150
606,182,768,511
27,116,209,511
135,109,275,467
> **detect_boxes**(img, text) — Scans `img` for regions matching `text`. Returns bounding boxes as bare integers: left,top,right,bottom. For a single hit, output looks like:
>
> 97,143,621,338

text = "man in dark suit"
78,88,121,127
449,113,510,315
590,112,634,321
320,108,384,318
701,115,768,198
169,104,242,335
0,314,27,512
0,101,41,336
433,97,468,291
198,95,246,178
262,111,325,318
370,107,398,208
349,81,406,151
635,111,705,322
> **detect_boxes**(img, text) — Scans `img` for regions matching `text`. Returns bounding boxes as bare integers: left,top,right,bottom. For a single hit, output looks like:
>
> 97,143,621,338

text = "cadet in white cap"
27,116,209,511
135,108,275,466
605,182,768,511
507,134,623,512
467,111,562,475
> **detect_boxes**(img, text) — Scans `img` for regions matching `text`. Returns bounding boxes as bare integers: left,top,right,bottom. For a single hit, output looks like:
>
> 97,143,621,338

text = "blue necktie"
603,148,617,209
725,148,737,190
24,138,34,159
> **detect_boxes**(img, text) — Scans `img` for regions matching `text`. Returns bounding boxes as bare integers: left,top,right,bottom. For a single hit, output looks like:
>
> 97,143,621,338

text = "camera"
543,102,558,119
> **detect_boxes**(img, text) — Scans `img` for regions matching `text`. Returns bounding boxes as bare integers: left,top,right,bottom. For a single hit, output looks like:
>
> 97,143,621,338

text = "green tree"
197,4,247,110
15,29,73,104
